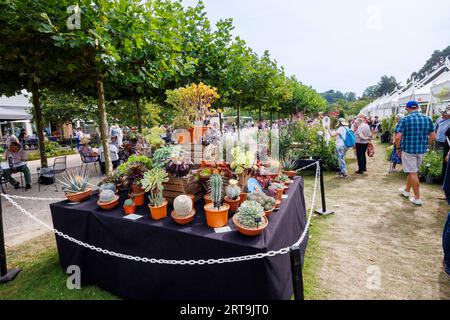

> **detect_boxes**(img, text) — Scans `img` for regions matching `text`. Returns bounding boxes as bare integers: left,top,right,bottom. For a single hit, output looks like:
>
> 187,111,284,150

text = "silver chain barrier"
1,194,66,201
1,162,320,265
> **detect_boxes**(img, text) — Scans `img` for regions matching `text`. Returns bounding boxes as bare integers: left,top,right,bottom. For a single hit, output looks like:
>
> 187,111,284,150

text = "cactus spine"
210,174,223,209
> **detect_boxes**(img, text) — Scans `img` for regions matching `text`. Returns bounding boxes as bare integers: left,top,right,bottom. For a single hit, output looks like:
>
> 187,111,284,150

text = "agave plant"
282,159,297,171
57,169,90,194
141,168,169,207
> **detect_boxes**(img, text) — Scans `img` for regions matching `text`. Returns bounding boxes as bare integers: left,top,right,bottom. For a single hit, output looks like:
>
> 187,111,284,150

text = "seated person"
78,137,99,163
2,136,32,190
98,136,120,175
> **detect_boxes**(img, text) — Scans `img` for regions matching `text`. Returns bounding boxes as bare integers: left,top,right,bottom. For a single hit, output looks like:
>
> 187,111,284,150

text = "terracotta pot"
65,188,92,202
187,193,196,205
171,209,196,225
189,126,209,144
239,192,248,205
283,186,289,194
276,189,284,201
204,203,230,228
233,214,268,237
131,183,143,193
204,194,212,205
97,195,120,210
224,196,241,213
264,209,274,218
130,191,145,207
123,204,136,215
149,200,168,221
274,200,281,210
282,170,297,178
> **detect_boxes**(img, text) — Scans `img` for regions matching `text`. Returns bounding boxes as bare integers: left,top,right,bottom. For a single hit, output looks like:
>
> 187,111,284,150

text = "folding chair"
80,151,98,174
37,156,67,191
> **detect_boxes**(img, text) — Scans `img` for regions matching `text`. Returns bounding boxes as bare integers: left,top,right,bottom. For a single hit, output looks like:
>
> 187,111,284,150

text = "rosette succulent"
237,201,265,229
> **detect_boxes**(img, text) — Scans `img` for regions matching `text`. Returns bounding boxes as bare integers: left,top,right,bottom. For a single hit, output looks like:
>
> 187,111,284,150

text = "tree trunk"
31,86,48,168
135,98,142,133
97,75,112,175
270,109,273,126
237,100,241,141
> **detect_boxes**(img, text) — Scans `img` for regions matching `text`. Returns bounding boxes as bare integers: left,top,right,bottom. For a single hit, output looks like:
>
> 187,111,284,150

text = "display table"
50,177,308,300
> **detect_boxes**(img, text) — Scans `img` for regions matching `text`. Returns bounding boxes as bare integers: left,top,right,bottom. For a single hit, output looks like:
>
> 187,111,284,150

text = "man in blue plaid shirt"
395,101,436,206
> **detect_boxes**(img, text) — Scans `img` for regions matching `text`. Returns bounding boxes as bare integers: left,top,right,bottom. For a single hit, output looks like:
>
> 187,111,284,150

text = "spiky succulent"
210,174,223,209
248,192,276,211
99,183,116,193
282,159,297,171
58,169,89,194
124,199,134,207
237,201,265,229
275,174,290,184
141,168,169,207
99,190,116,203
225,180,241,201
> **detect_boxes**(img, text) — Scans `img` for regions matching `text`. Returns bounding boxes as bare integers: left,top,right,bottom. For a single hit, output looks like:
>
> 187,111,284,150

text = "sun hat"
338,118,349,126
7,135,20,145
406,100,419,109
80,137,91,145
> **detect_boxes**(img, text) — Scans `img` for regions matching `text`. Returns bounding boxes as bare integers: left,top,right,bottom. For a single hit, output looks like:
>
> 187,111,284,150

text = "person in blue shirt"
395,101,436,206
435,105,450,178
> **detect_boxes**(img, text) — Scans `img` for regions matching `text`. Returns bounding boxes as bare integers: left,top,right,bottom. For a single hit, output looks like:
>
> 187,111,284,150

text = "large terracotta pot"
149,200,168,220
233,214,268,237
204,203,230,228
224,196,241,214
123,204,136,215
97,195,120,210
65,188,92,202
130,191,145,207
282,170,297,178
189,126,209,144
171,209,196,225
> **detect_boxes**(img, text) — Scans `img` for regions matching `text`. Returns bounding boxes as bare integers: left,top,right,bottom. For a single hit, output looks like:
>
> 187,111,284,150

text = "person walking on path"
389,114,405,173
354,118,372,174
396,100,436,206
434,105,450,178
332,118,352,178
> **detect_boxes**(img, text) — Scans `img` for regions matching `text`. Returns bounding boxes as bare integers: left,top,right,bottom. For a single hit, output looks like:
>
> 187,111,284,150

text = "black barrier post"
314,159,334,216
290,245,304,300
0,195,21,283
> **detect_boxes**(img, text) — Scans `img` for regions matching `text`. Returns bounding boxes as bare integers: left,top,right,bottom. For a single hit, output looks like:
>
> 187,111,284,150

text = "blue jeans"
336,146,348,174
444,213,450,274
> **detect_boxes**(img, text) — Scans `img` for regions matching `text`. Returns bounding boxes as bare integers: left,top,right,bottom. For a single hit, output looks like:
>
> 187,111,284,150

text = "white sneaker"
409,198,423,206
399,188,410,198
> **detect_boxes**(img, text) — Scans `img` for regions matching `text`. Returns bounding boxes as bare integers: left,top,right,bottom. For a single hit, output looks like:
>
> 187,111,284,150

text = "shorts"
401,152,425,173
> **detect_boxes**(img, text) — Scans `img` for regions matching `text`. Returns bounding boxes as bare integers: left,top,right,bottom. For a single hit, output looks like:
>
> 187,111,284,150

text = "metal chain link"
1,194,66,201
296,161,320,173
1,163,320,265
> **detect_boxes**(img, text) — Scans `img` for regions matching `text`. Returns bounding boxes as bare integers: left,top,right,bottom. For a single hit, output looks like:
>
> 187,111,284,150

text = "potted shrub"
419,150,443,184
171,195,196,225
57,169,92,202
224,179,241,213
282,159,297,178
97,190,120,210
233,201,269,237
247,192,276,218
204,174,230,228
141,168,169,220
123,199,136,215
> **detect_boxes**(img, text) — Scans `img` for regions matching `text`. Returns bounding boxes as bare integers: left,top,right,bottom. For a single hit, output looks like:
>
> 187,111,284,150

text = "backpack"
339,127,356,148
38,167,55,185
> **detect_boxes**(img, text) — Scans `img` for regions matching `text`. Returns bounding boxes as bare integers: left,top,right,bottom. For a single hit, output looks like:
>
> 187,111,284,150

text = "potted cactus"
99,182,117,194
141,168,169,220
270,182,285,201
275,173,291,186
171,195,196,225
232,200,268,237
224,179,241,213
57,169,92,202
204,174,230,228
247,192,276,218
282,159,297,178
123,199,136,215
97,190,120,210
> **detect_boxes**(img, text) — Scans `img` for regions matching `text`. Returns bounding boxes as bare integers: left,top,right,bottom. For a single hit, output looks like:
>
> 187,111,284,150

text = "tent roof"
0,91,33,121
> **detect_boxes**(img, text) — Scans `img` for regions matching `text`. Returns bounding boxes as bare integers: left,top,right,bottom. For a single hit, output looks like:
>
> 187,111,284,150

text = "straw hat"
8,135,20,145
338,118,349,126
80,137,91,145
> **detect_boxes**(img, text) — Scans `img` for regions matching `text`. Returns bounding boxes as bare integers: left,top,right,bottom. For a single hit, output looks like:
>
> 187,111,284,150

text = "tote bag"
367,141,375,158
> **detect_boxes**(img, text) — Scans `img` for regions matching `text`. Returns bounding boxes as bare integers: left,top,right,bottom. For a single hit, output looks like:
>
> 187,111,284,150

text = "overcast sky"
182,0,450,97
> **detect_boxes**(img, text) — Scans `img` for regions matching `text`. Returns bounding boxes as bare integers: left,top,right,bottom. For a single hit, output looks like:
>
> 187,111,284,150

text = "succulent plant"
166,157,193,178
237,201,265,229
57,169,89,194
173,195,193,217
210,174,223,209
225,179,241,201
270,182,285,191
248,192,276,211
124,199,135,207
141,168,169,207
99,183,116,193
275,174,290,184
282,159,297,171
99,190,116,203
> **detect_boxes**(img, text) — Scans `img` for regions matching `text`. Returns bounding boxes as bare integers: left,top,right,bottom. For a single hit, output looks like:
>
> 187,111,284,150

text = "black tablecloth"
50,177,308,300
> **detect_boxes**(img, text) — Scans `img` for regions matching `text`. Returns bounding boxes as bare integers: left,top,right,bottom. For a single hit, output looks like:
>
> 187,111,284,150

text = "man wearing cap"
2,135,32,190
434,105,450,178
395,101,436,206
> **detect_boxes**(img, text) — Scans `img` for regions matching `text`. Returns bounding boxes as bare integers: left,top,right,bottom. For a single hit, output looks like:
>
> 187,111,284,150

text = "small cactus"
237,201,265,229
173,195,193,218
99,183,116,193
124,199,134,207
225,179,241,201
210,174,223,209
275,174,290,184
248,192,276,211
99,190,116,203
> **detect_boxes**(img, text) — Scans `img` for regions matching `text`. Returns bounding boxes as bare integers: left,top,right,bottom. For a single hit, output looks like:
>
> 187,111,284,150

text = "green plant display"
247,192,276,211
99,190,116,203
57,169,89,194
124,199,135,207
141,168,169,207
237,200,265,229
419,150,443,179
143,126,165,151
